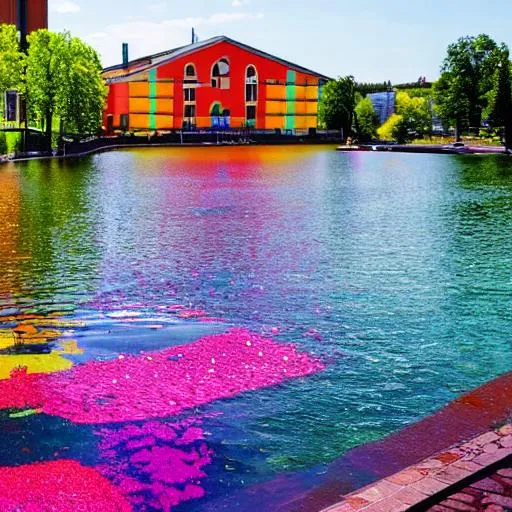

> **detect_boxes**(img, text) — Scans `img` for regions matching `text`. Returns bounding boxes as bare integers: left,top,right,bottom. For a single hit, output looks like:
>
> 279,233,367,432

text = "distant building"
368,91,396,124
102,36,329,133
0,0,48,36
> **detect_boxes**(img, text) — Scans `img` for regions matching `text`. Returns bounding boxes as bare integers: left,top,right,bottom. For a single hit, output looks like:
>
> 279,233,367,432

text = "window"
120,114,129,131
184,88,196,102
246,105,256,121
185,64,196,77
246,84,257,102
245,66,258,102
211,58,230,89
184,105,196,118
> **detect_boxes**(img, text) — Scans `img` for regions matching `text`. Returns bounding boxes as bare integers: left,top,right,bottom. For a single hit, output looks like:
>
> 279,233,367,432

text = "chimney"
17,0,28,50
122,43,129,67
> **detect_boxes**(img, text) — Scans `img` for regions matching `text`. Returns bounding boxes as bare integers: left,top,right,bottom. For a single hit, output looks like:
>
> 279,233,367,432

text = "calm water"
1,146,512,511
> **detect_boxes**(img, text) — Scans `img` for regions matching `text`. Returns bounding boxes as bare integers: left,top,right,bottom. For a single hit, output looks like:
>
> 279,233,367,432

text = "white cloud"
51,1,81,14
86,11,264,67
232,0,250,6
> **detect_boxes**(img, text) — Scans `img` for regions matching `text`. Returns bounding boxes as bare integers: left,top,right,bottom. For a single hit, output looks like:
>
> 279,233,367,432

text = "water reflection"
0,148,511,511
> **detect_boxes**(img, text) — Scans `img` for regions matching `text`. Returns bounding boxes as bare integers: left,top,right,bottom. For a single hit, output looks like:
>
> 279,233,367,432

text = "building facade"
0,0,48,34
103,36,329,133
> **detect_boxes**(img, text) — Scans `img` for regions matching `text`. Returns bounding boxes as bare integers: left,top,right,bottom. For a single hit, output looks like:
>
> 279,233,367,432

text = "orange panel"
129,97,150,113
130,114,150,129
307,101,318,115
265,116,284,130
231,117,245,128
265,101,285,115
266,84,286,100
156,82,174,98
155,115,174,130
295,101,307,115
196,117,211,128
295,86,307,101
129,81,150,97
155,99,173,114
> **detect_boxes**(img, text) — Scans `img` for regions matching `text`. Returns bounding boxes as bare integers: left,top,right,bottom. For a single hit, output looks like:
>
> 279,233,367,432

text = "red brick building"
0,0,48,34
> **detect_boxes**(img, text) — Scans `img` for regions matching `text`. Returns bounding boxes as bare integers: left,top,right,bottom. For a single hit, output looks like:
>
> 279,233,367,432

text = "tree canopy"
318,76,357,136
0,24,24,95
433,34,512,141
354,96,379,141
26,29,107,139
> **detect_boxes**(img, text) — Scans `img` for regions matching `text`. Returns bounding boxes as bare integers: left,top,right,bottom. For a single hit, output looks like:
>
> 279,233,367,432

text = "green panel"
285,70,296,131
149,69,157,130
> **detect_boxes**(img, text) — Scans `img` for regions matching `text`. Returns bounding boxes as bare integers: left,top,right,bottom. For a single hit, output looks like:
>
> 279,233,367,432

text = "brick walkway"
428,464,512,511
321,425,512,512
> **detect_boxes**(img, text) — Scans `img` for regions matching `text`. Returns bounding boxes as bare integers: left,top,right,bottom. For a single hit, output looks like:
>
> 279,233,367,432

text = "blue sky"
48,0,512,83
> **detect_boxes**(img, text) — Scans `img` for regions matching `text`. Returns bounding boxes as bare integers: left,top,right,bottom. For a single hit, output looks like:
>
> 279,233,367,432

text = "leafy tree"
319,76,357,137
377,113,409,143
60,36,107,135
26,30,107,143
486,44,512,149
0,24,24,94
395,91,432,137
354,96,379,141
436,34,499,138
0,131,7,155
26,30,69,140
434,72,471,140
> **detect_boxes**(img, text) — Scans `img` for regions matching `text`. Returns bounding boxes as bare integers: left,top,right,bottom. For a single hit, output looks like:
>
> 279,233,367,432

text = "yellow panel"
294,116,309,130
306,101,318,115
297,114,317,129
266,84,286,100
156,82,174,97
130,114,150,129
265,101,285,115
265,116,284,130
155,115,174,130
306,86,319,100
129,97,150,113
129,81,149,97
155,99,173,114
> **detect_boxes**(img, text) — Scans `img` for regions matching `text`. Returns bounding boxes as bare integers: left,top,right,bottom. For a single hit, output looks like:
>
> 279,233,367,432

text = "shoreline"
1,140,511,166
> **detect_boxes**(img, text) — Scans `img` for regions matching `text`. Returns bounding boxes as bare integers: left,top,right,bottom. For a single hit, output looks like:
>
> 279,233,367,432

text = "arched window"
183,63,197,129
245,65,258,102
245,65,258,127
211,58,230,89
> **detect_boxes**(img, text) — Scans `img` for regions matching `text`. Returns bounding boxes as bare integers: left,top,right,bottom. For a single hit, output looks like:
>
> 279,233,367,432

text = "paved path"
321,425,512,512
428,463,512,511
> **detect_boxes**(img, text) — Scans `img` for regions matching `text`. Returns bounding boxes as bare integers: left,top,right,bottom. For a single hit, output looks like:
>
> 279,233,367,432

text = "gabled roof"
103,35,330,82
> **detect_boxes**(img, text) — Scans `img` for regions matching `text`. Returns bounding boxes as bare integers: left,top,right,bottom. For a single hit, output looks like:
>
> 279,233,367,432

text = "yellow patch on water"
0,332,16,350
0,353,73,380
57,340,84,355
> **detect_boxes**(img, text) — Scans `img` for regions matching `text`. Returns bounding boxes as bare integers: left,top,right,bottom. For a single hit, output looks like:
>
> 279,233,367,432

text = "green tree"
486,44,512,149
0,24,24,94
61,36,107,135
354,96,379,141
26,30,107,143
434,72,471,140
26,30,69,140
436,35,499,139
319,76,357,137
0,24,25,119
377,113,410,143
395,91,432,137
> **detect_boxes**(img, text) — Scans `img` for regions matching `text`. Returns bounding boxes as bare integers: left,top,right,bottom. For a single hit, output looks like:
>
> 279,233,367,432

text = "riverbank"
283,370,512,511
336,143,510,155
